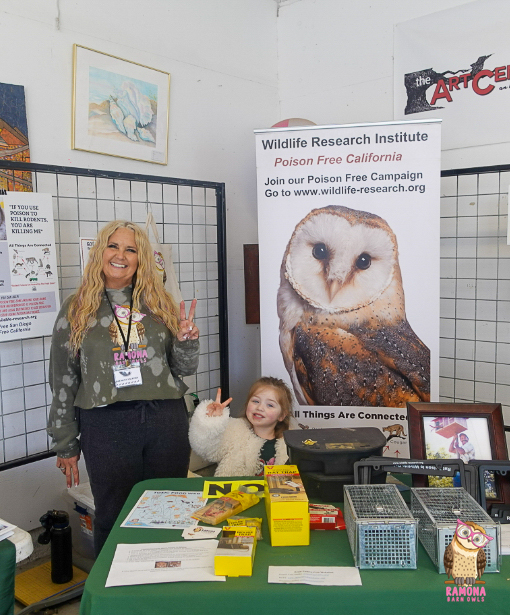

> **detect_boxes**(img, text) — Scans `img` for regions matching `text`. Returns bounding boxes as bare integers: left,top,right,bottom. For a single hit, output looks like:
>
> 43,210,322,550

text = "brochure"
121,491,207,530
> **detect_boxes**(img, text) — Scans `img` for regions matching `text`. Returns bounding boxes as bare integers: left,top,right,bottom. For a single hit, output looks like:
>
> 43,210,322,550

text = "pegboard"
439,164,510,425
0,160,228,468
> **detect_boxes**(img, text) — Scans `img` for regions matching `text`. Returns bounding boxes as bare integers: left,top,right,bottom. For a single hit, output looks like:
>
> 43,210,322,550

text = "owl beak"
327,279,341,302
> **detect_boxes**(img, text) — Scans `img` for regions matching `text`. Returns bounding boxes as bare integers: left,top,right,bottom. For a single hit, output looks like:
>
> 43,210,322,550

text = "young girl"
189,377,293,476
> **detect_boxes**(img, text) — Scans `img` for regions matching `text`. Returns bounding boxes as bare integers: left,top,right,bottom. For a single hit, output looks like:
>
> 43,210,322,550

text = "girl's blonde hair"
244,376,294,439
67,220,179,351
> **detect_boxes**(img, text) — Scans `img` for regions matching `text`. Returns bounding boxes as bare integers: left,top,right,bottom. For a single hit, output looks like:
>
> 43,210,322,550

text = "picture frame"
72,44,170,164
407,402,510,509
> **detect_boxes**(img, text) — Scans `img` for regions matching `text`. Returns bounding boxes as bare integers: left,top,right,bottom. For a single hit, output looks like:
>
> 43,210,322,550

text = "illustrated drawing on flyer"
121,491,207,530
10,244,54,287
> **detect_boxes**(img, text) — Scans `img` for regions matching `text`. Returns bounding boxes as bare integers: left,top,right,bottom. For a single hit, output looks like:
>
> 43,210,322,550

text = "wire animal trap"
410,487,500,574
343,484,417,569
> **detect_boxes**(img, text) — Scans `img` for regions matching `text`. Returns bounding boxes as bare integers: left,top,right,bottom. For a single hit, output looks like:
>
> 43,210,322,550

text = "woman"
47,220,199,555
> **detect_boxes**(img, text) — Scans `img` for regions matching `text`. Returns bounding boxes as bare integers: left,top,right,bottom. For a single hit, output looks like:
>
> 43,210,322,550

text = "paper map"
121,491,207,529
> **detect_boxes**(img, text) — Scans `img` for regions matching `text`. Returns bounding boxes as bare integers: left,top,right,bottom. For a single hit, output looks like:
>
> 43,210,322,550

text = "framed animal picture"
72,45,170,164
407,401,510,509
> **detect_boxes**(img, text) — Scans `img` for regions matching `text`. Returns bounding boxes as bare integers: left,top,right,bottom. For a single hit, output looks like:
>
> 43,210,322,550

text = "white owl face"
455,519,493,550
114,305,131,323
283,206,399,313
114,304,146,324
130,309,146,322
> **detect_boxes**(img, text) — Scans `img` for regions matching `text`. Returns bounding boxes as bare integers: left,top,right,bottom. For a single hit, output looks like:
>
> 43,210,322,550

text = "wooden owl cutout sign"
277,205,430,407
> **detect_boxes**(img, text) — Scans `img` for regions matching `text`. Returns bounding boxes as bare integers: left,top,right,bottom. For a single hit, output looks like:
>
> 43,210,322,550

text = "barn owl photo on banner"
277,205,430,407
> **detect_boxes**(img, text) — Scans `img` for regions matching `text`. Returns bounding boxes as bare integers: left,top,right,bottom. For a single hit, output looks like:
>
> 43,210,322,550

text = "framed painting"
72,45,170,164
407,402,510,508
0,82,32,191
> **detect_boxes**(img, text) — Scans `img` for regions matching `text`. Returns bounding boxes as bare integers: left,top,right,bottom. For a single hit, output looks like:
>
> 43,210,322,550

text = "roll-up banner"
255,120,441,457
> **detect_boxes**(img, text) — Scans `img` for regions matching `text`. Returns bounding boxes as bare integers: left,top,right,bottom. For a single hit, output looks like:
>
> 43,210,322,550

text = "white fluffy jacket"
189,399,288,476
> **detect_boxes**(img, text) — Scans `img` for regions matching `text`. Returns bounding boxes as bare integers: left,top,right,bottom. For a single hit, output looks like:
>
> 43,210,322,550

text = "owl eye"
356,253,371,270
458,526,471,538
472,533,486,546
312,243,329,260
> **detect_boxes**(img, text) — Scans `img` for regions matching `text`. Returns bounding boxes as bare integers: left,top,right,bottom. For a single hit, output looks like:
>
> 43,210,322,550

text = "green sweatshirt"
47,287,199,458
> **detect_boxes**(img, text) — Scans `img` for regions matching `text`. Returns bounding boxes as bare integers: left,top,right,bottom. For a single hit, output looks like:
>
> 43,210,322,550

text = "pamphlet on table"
182,526,222,540
268,566,362,586
121,490,206,529
105,540,225,586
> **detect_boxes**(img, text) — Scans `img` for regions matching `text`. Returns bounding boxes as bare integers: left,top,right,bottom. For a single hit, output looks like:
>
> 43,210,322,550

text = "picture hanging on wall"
72,45,170,164
0,82,32,191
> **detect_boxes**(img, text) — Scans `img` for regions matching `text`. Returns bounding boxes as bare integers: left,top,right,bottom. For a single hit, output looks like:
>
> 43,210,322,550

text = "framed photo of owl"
408,401,510,507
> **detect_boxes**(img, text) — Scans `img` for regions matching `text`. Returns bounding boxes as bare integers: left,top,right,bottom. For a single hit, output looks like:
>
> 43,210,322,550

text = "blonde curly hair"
67,220,179,352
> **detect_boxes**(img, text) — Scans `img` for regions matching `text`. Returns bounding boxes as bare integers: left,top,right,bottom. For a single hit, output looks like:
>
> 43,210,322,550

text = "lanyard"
105,290,134,366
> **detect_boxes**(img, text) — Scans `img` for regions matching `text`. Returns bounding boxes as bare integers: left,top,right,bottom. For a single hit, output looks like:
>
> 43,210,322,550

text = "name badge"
113,363,142,388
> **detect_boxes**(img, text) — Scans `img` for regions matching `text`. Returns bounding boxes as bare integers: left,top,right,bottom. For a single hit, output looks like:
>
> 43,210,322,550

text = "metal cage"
410,487,500,573
344,484,417,569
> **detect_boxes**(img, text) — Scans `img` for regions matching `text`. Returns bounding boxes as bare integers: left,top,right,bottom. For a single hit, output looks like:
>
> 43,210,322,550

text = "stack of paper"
0,518,16,541
105,540,225,587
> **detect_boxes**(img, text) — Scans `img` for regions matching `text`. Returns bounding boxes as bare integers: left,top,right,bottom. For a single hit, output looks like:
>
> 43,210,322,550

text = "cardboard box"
264,465,309,546
309,503,345,530
214,526,257,577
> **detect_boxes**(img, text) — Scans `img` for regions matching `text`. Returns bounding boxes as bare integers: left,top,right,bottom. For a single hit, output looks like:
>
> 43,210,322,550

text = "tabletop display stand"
78,476,510,615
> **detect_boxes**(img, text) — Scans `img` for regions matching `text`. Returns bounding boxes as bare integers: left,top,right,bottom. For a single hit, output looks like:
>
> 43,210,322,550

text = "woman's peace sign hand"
206,388,233,417
176,299,199,341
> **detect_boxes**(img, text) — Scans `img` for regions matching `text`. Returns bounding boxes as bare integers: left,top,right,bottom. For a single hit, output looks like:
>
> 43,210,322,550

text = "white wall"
0,0,278,528
276,0,510,452
4,0,507,530
276,0,509,170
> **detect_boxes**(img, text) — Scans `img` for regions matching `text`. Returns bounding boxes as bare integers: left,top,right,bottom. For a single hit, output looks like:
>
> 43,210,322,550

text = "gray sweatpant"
78,398,190,556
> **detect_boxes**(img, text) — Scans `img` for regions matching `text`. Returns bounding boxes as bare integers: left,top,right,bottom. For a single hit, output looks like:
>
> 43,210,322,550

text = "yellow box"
264,465,309,546
214,526,257,577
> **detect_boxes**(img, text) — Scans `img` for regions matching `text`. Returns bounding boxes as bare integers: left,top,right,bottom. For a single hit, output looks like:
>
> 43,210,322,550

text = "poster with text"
394,0,510,150
255,120,441,458
80,237,95,273
0,192,59,341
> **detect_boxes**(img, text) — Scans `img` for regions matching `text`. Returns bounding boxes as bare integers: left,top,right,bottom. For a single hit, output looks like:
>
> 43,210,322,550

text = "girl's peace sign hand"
206,388,233,417
176,299,199,341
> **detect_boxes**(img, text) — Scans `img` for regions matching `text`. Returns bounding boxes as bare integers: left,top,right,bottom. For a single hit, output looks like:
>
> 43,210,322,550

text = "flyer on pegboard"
0,192,59,341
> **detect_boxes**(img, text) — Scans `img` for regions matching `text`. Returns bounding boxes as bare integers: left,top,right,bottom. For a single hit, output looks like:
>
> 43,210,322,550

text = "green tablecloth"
80,478,510,615
0,539,15,615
